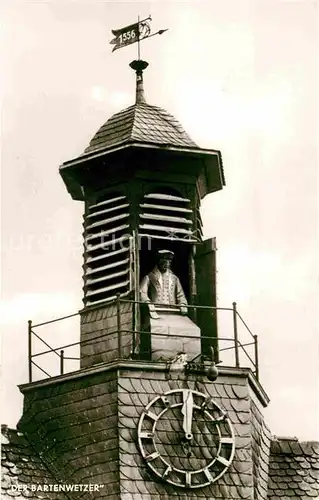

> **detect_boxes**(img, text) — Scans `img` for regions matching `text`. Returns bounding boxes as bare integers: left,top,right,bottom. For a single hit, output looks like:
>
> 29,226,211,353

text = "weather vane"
110,16,168,59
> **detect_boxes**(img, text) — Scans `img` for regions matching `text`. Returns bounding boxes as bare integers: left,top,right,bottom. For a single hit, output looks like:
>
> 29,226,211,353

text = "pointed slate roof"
60,59,225,201
83,59,197,156
84,102,197,155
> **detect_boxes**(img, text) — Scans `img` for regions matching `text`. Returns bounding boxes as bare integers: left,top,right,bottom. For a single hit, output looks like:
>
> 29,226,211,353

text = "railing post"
28,320,32,383
254,335,259,380
232,302,240,368
132,230,140,358
116,293,122,358
60,350,64,375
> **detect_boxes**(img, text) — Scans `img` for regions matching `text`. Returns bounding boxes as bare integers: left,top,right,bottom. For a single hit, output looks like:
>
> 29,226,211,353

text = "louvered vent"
83,194,131,306
139,192,197,243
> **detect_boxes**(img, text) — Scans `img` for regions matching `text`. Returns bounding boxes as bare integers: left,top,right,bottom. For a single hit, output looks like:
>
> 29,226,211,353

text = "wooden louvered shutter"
139,192,197,243
195,237,218,359
83,194,132,306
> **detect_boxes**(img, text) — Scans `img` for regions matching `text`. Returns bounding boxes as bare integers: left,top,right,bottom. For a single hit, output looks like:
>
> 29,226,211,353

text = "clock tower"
15,61,273,499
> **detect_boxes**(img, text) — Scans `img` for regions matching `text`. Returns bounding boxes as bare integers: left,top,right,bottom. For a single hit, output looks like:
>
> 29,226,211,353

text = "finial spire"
129,60,149,104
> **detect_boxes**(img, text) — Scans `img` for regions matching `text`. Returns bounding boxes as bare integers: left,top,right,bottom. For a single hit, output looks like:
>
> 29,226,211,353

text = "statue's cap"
158,249,174,259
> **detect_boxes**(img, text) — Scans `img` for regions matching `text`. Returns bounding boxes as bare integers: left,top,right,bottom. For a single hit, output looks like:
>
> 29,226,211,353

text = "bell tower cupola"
60,61,225,367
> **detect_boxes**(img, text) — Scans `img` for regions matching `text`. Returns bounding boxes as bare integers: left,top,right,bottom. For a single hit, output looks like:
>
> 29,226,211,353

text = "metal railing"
27,299,259,383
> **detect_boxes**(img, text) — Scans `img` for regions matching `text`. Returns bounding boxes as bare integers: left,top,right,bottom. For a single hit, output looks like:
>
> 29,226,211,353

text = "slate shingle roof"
1,426,68,500
268,437,319,499
84,102,197,155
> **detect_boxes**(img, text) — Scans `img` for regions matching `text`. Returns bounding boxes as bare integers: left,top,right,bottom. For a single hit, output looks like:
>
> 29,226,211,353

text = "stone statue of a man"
140,249,188,318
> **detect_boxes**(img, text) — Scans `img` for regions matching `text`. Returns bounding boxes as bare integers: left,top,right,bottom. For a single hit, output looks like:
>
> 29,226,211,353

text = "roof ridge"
271,436,319,456
129,102,140,140
151,105,191,134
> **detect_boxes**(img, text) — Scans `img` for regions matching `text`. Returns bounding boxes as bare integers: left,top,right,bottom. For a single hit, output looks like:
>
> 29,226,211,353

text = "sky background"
1,0,318,440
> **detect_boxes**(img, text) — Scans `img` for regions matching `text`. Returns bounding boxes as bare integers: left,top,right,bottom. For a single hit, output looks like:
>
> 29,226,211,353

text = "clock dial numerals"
220,436,234,445
216,455,231,467
146,451,160,462
161,396,170,407
162,465,172,478
204,466,214,483
185,471,192,487
146,410,159,422
137,389,235,489
139,431,154,439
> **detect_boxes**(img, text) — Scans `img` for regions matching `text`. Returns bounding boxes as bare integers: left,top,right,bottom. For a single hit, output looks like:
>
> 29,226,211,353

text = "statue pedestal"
142,309,201,361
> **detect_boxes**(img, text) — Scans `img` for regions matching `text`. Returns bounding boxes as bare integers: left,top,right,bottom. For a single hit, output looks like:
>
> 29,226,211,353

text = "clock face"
137,389,235,489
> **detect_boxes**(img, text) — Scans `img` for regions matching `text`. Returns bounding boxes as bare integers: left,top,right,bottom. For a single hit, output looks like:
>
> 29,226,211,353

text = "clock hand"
181,390,193,441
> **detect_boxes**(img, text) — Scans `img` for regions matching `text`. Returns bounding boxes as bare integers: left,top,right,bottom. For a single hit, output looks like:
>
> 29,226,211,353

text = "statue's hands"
180,305,188,316
148,303,160,320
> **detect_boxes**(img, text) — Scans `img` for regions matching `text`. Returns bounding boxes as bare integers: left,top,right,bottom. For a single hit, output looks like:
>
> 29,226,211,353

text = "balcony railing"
27,299,259,383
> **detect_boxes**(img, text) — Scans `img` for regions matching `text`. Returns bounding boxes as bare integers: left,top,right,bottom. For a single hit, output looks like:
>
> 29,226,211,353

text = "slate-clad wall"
18,365,269,500
18,371,120,498
117,368,268,500
80,302,133,368
250,394,272,499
